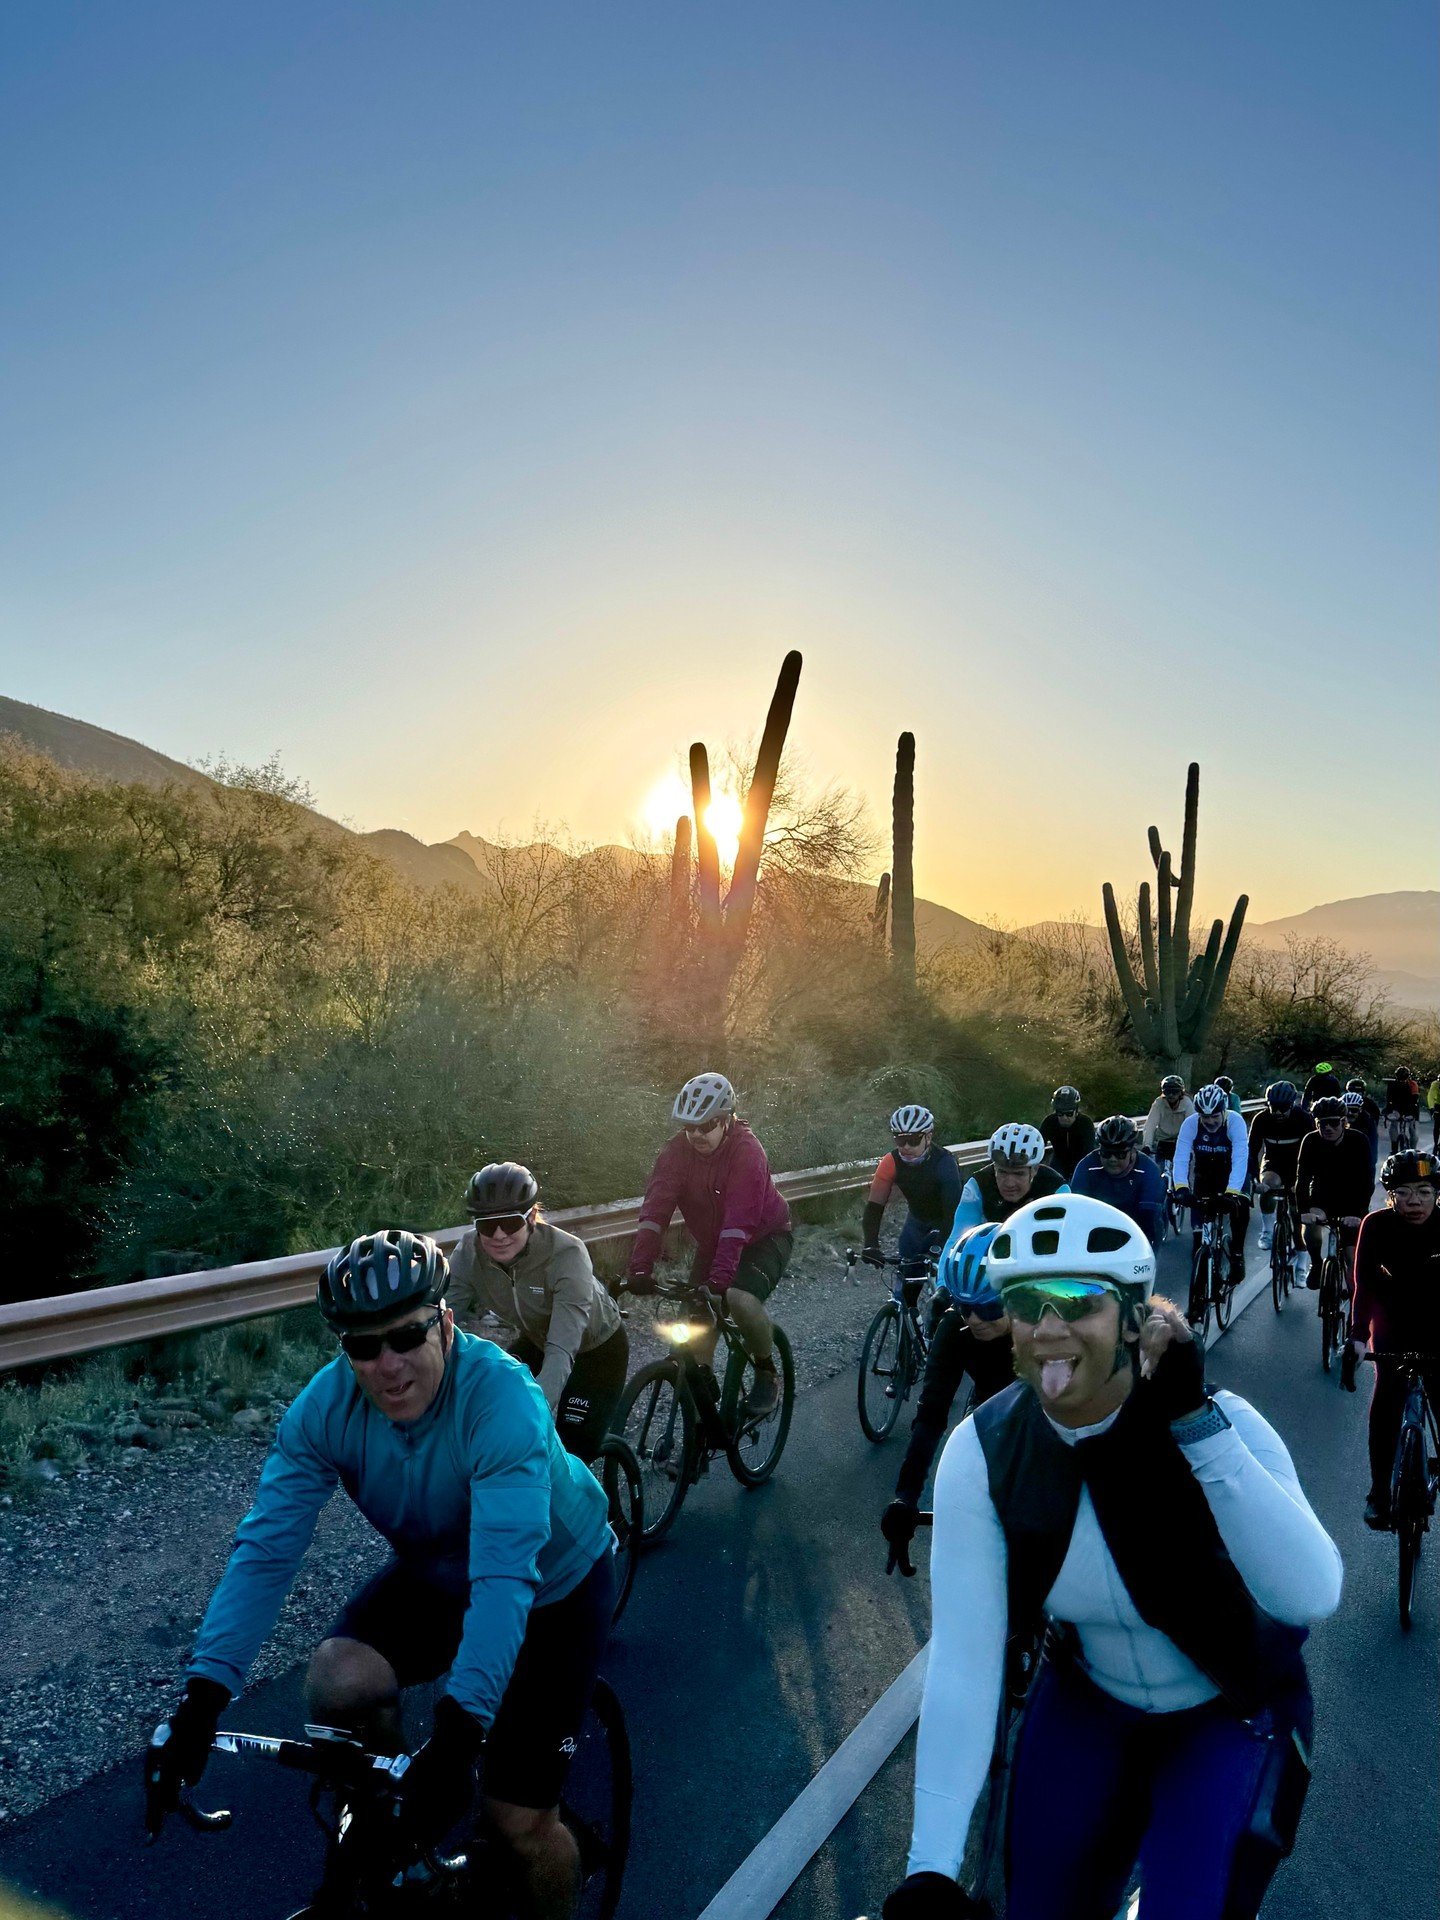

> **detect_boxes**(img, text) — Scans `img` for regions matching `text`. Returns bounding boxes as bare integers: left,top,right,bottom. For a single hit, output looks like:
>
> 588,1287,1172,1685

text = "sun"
641,772,745,869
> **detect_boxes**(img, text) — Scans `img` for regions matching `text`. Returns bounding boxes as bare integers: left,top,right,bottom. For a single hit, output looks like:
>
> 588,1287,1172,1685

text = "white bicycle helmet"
672,1072,736,1126
986,1193,1156,1312
1342,1090,1365,1116
1194,1083,1227,1118
990,1122,1046,1169
889,1103,935,1137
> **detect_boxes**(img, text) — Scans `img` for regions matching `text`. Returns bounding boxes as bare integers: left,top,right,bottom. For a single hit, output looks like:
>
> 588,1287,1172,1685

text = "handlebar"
146,1725,411,1844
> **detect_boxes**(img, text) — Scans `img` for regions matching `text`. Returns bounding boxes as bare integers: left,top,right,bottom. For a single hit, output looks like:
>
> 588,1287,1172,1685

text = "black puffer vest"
973,1380,1307,1718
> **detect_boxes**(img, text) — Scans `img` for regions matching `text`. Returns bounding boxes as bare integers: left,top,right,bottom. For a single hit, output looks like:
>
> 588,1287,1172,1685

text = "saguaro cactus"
871,871,891,946
1101,762,1247,1079
890,732,916,985
669,813,692,921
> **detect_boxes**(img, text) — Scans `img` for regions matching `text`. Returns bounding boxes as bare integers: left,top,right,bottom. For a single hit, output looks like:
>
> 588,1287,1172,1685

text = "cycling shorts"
512,1324,630,1461
330,1547,615,1808
693,1230,794,1303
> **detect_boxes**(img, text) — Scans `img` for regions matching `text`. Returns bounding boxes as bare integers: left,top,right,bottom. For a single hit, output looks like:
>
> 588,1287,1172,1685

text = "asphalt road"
2,1171,1436,1920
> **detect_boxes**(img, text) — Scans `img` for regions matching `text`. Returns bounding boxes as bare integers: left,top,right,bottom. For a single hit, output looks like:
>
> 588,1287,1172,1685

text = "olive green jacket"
449,1220,622,1409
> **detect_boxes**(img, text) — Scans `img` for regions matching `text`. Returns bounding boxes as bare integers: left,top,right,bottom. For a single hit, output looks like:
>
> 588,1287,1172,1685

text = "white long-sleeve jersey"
1171,1107,1249,1193
907,1391,1342,1881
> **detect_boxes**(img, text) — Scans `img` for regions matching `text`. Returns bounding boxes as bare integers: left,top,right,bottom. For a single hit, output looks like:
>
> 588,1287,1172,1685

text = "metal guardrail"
0,1102,1263,1372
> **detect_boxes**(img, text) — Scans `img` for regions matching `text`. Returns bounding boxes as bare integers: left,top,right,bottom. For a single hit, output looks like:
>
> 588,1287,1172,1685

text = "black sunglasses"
340,1305,444,1363
474,1212,532,1237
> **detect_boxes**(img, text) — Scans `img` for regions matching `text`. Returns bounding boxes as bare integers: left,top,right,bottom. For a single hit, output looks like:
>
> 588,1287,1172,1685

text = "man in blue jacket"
146,1229,614,1919
1073,1114,1166,1244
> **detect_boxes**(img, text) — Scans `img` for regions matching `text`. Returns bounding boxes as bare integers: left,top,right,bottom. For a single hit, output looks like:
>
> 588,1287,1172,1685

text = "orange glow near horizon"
641,771,744,868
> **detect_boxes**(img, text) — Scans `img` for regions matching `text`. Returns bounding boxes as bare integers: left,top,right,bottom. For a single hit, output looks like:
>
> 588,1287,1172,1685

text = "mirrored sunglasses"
474,1213,531,1237
1001,1278,1119,1324
340,1305,443,1362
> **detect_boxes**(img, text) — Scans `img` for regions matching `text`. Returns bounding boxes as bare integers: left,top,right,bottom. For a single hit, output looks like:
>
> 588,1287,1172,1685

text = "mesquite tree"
890,732,916,985
1101,762,1248,1080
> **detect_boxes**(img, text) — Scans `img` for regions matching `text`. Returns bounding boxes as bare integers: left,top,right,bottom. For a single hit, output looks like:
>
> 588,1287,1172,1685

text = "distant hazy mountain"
1248,892,1440,1010
0,694,213,794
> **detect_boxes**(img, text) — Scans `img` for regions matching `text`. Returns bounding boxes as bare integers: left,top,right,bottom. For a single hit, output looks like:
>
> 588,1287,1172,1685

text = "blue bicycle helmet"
938,1222,1004,1316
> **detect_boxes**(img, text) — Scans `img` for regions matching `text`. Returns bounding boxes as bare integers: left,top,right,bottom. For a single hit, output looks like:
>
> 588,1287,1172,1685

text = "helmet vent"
991,1233,1012,1260
1086,1227,1132,1253
1031,1230,1060,1255
1033,1206,1066,1220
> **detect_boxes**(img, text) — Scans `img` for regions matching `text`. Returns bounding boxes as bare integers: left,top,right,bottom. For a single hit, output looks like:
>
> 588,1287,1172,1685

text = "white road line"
693,1645,930,1920
691,1237,1273,1919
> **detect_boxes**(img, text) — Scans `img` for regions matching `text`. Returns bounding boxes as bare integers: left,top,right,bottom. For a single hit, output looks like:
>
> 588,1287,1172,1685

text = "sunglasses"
474,1212,532,1237
340,1305,444,1363
1001,1278,1119,1324
961,1296,1008,1322
683,1118,725,1139
1099,1146,1134,1161
893,1132,931,1148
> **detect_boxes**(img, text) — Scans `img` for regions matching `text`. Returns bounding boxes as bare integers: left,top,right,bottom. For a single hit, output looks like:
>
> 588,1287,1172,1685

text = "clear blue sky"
2,2,1434,921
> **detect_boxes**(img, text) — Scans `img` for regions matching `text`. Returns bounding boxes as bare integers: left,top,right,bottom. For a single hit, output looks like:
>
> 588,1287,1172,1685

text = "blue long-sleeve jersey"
187,1330,611,1726
1071,1148,1166,1242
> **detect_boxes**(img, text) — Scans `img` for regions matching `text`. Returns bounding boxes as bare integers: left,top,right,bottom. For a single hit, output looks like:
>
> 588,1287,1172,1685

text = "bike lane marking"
690,1237,1273,1919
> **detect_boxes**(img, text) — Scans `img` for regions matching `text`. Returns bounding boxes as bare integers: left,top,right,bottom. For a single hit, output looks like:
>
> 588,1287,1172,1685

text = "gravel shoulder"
0,1221,882,1826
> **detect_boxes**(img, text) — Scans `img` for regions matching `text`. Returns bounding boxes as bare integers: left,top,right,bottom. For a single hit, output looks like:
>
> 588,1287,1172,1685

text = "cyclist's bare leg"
484,1797,580,1920
305,1637,403,1750
723,1286,775,1366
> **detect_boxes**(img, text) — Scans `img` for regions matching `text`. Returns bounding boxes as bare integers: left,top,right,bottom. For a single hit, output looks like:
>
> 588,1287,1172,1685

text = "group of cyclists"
141,1060,1437,1919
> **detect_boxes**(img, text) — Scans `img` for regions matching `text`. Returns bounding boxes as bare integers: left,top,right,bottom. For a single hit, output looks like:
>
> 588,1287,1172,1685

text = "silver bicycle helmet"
889,1103,935,1137
672,1072,736,1126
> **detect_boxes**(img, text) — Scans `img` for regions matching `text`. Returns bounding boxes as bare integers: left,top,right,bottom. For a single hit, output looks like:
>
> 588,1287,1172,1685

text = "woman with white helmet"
624,1072,792,1417
881,1194,1341,1920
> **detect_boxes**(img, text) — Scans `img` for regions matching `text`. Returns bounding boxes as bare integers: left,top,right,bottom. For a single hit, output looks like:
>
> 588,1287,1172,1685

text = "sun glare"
641,772,745,869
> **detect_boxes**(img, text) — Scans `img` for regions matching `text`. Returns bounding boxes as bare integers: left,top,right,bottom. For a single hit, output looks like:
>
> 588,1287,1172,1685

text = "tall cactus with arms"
1101,762,1247,1081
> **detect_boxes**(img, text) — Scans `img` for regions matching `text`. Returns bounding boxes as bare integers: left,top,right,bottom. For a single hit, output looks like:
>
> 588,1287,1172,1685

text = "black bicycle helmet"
1381,1149,1437,1191
1266,1080,1299,1112
1160,1075,1185,1097
1312,1096,1345,1121
1096,1114,1139,1153
465,1161,539,1219
318,1230,448,1330
1051,1085,1081,1114
1346,1077,1366,1094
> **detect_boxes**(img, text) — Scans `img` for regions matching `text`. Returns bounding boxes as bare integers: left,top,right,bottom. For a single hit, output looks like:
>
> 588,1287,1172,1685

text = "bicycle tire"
595,1435,644,1622
567,1676,632,1920
1213,1256,1234,1333
1394,1425,1426,1631
614,1361,695,1543
723,1326,796,1487
1270,1212,1289,1314
1319,1259,1341,1374
1188,1244,1212,1340
857,1301,906,1442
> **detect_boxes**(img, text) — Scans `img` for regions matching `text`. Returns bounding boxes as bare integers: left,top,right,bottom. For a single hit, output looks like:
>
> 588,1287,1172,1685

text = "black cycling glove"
390,1696,485,1859
861,1246,887,1269
881,1498,920,1577
882,1871,987,1919
624,1273,658,1297
1340,1343,1360,1393
1142,1331,1207,1425
145,1676,231,1825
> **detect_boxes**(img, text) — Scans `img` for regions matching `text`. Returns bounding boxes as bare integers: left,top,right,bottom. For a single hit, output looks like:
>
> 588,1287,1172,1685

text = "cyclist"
1173,1084,1251,1285
1072,1113,1165,1243
1247,1081,1315,1269
880,1224,1015,1573
1342,1089,1379,1177
624,1072,792,1417
881,1194,1341,1920
1141,1074,1193,1180
1384,1064,1422,1150
1303,1061,1343,1107
1295,1099,1373,1289
861,1105,962,1309
1215,1073,1243,1114
145,1230,616,1919
941,1123,1067,1260
450,1162,628,1460
1346,1075,1383,1136
1342,1149,1440,1529
1039,1086,1097,1182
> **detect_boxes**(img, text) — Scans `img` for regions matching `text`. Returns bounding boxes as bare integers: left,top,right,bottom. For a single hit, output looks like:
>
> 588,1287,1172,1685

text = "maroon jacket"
630,1120,792,1291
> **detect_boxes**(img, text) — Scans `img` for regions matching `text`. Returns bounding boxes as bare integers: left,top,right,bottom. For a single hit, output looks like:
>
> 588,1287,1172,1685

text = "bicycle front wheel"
1188,1245,1213,1339
1319,1259,1341,1373
614,1361,695,1543
857,1301,906,1442
1270,1219,1288,1315
724,1326,796,1487
595,1435,644,1622
1394,1426,1427,1631
566,1676,633,1920
1213,1258,1234,1333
